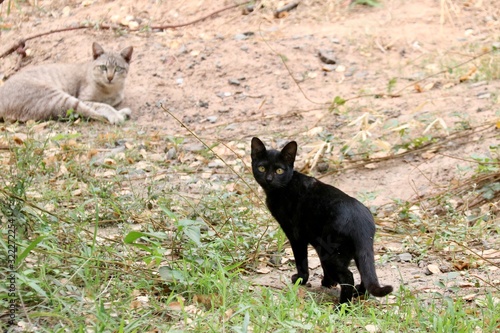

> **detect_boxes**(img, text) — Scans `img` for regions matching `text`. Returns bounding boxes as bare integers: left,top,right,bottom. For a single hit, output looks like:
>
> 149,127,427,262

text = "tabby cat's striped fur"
0,42,133,124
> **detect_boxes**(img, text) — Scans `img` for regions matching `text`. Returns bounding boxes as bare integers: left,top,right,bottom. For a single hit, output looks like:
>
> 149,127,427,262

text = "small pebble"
198,100,209,108
322,64,337,72
269,253,282,266
166,147,177,160
425,264,441,275
316,162,329,173
234,32,254,41
183,143,205,152
469,81,487,88
318,49,336,64
398,253,413,262
207,116,218,123
176,45,188,55
208,160,225,168
216,92,232,98
335,65,346,72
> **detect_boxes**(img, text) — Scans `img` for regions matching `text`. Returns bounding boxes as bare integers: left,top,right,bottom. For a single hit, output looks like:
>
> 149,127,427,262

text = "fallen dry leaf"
193,294,222,310
0,139,8,149
30,122,49,133
103,158,116,165
167,302,183,311
61,139,79,151
56,164,69,178
459,66,477,82
13,133,28,145
130,300,143,309
421,151,436,159
364,163,378,169
365,324,380,333
297,286,307,300
454,260,470,271
71,189,82,196
459,282,476,288
224,308,234,320
256,266,271,274
94,170,116,178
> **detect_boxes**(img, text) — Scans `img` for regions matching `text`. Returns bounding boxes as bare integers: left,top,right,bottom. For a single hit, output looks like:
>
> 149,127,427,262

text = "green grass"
0,118,499,332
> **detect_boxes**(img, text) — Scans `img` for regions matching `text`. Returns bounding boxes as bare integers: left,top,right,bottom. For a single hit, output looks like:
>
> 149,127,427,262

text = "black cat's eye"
258,166,266,172
276,168,284,175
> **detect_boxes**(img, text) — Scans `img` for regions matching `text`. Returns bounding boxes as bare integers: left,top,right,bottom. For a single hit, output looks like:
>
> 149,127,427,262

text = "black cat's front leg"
318,256,339,288
289,240,309,285
338,268,355,304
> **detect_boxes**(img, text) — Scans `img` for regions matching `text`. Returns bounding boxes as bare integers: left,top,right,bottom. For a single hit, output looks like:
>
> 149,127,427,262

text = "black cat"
250,137,393,305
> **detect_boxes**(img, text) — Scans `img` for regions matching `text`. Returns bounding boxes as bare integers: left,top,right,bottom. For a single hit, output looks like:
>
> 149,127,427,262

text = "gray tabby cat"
0,42,133,124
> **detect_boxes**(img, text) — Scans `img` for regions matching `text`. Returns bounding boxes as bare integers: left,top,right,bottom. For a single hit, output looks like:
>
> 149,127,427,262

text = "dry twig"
0,2,250,60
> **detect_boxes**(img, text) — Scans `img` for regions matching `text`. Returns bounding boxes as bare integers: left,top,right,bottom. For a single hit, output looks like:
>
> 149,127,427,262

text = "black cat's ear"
281,141,297,165
120,46,134,63
251,137,266,159
92,42,105,60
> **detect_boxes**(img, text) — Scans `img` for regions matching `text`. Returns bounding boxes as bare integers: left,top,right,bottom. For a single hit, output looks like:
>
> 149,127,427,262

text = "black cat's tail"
356,248,393,297
354,204,393,298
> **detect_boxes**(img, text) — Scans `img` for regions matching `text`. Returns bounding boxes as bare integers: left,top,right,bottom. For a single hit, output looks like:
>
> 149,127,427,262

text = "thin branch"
274,1,300,18
0,2,250,59
159,104,272,264
150,2,249,30
321,121,496,176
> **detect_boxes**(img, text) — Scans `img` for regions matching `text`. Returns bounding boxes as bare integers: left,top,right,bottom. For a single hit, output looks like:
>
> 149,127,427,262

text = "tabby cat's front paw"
106,111,128,125
291,273,309,285
118,107,132,119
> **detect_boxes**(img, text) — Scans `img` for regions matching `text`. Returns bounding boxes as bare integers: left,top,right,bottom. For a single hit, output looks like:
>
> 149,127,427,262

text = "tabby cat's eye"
276,168,284,175
258,166,266,172
99,65,107,71
115,66,125,73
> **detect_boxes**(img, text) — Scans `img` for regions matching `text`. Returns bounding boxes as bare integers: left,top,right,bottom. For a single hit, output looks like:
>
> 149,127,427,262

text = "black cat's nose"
266,175,273,183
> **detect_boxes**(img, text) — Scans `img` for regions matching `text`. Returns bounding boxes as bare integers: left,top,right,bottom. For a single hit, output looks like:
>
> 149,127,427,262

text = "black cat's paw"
321,277,338,288
291,273,309,285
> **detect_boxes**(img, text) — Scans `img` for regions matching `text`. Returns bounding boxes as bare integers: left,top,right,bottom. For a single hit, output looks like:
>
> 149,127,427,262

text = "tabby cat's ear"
281,141,297,165
92,42,105,60
251,137,266,159
120,46,134,63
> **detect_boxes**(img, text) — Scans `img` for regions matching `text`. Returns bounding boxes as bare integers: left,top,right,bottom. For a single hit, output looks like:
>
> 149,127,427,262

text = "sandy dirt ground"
1,0,499,304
